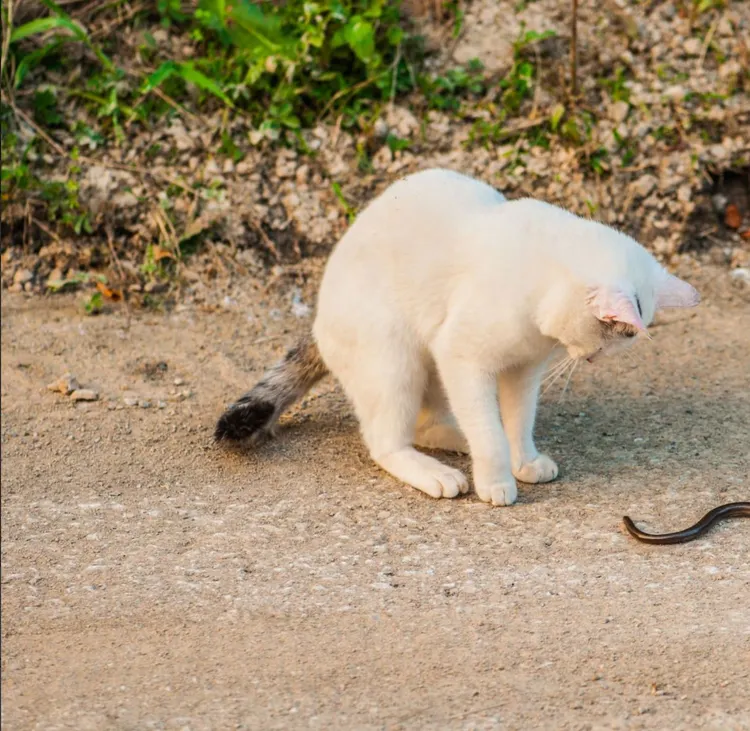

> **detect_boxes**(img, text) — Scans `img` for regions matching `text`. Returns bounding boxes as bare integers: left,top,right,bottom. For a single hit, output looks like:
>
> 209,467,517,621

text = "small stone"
711,193,728,214
676,185,692,203
139,400,151,409
373,118,389,139
13,269,33,285
608,100,630,123
144,281,167,294
173,377,185,386
633,175,657,198
157,400,167,409
205,159,221,175
222,159,235,174
70,389,98,402
683,38,701,56
729,268,750,286
664,85,685,102
47,373,80,395
123,393,139,407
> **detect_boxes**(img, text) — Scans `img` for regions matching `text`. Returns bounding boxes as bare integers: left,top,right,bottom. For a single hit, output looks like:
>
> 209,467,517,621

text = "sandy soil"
2,265,749,731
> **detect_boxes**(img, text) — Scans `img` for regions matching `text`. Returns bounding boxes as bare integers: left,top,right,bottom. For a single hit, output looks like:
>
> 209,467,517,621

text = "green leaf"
178,63,234,107
10,15,87,43
14,40,62,87
142,61,233,107
549,103,565,132
142,61,178,93
387,26,403,46
343,17,376,65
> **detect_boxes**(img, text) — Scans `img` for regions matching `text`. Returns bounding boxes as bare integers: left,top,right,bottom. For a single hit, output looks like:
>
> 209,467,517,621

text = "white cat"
216,169,700,505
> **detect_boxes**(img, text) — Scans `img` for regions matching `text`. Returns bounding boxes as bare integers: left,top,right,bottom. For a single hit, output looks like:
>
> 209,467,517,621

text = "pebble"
47,373,80,395
729,268,750,286
608,101,630,124
70,389,99,402
13,269,33,285
683,38,701,56
633,175,657,198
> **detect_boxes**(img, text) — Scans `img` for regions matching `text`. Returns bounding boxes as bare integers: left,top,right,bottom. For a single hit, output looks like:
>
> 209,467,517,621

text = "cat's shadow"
243,386,743,488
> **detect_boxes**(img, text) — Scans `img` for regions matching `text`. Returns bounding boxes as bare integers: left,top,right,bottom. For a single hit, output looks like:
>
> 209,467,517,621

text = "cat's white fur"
312,169,699,505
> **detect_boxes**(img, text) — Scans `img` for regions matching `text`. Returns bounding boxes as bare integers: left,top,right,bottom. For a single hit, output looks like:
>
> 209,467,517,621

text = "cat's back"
338,169,504,252
367,168,504,223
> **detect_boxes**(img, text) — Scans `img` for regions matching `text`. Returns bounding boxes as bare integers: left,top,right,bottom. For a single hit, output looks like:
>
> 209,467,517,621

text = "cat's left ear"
586,286,647,331
655,272,700,309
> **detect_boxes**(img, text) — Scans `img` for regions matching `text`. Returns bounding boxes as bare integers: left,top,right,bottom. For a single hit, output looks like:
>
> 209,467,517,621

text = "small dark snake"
622,502,750,545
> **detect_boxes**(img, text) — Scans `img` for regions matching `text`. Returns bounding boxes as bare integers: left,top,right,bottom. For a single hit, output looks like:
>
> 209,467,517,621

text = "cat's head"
542,233,700,362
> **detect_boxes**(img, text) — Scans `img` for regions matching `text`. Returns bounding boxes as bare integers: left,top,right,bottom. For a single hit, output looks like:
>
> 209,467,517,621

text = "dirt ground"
1,263,749,731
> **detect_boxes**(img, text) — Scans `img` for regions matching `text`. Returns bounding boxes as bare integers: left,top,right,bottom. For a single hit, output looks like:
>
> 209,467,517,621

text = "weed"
83,290,104,314
420,59,486,112
331,181,356,223
599,65,631,103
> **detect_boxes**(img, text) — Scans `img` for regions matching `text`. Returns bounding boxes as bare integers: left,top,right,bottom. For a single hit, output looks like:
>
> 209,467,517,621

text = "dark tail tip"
214,399,276,443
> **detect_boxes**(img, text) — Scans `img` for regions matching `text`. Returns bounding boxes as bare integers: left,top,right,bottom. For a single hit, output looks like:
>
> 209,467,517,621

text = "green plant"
497,27,556,113
331,181,356,223
599,65,630,103
419,59,485,111
613,128,636,166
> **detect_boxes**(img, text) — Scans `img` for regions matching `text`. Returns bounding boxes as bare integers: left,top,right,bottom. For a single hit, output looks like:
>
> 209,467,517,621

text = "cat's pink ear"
587,286,647,331
655,273,700,309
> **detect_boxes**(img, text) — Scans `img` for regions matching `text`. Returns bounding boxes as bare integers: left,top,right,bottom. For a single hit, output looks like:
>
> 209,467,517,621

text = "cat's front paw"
513,454,559,484
475,480,518,506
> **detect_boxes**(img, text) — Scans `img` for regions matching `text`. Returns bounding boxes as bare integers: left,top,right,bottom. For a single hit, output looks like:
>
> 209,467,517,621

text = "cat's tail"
214,334,328,444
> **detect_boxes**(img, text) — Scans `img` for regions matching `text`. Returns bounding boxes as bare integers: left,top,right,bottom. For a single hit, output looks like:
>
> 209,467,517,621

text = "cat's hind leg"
328,334,469,499
413,374,469,454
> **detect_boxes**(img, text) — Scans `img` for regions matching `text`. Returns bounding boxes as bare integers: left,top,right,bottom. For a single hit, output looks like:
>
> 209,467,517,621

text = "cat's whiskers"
541,356,573,388
558,359,579,402
541,357,576,397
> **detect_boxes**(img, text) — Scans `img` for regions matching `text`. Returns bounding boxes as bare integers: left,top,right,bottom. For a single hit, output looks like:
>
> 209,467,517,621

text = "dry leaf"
740,229,750,241
725,204,742,230
96,280,123,302
152,246,176,261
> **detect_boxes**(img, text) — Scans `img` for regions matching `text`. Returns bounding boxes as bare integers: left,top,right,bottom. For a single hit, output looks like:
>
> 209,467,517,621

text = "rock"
677,185,692,203
13,269,33,285
373,118,389,139
608,101,630,124
204,159,221,176
711,193,728,214
683,38,701,56
386,106,419,137
633,175,657,198
70,389,98,402
173,377,184,386
664,85,685,102
47,373,80,395
729,268,750,287
111,191,138,208
123,393,139,407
